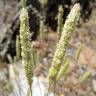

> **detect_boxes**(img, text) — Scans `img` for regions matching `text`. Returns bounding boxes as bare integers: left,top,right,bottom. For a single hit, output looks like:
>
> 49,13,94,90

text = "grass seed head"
20,8,33,88
48,4,81,84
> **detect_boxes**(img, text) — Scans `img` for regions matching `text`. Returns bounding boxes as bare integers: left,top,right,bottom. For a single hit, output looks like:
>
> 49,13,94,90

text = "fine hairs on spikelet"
20,8,33,89
48,4,81,84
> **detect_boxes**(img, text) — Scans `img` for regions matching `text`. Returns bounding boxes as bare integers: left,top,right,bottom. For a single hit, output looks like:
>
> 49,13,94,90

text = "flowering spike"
20,8,33,88
48,4,80,84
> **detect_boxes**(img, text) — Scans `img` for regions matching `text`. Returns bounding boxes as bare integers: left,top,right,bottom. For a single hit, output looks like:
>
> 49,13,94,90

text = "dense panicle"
20,8,33,88
48,4,81,84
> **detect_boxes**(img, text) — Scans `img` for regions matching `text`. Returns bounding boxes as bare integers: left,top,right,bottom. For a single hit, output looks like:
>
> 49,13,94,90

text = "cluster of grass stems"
8,0,93,96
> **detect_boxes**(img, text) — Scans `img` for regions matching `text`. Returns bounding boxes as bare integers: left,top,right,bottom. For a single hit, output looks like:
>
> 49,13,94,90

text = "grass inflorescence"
48,4,81,84
20,7,33,91
14,2,93,96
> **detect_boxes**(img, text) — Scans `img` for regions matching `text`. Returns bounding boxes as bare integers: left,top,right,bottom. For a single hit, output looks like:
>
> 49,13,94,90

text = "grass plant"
13,2,93,96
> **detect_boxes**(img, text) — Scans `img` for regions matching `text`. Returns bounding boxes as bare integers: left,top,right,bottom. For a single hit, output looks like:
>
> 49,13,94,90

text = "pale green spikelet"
16,35,21,60
39,0,47,42
56,58,70,81
57,5,64,40
75,43,82,61
30,42,37,70
20,8,33,88
79,70,92,82
48,4,80,84
39,17,45,42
